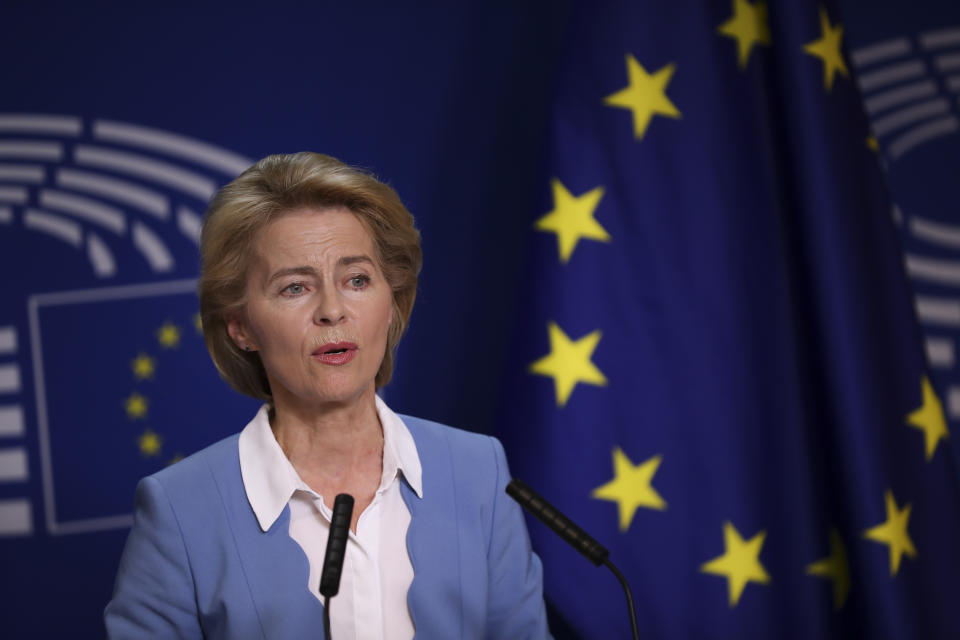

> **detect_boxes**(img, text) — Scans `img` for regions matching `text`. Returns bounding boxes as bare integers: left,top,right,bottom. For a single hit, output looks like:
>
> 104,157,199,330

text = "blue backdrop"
1,1,960,638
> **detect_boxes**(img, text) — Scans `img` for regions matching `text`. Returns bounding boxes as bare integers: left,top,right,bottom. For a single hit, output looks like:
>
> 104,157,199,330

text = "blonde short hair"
199,152,422,402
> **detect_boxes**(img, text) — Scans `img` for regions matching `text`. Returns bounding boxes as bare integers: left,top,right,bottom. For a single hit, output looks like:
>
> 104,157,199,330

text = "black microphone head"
319,493,354,598
507,478,609,566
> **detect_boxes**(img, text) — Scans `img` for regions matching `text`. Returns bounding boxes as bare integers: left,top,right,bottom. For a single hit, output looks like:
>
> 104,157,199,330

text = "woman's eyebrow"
266,257,373,285
338,255,374,268
266,265,317,285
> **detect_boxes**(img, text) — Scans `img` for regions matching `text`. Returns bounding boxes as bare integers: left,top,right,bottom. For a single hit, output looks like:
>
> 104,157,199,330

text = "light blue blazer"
105,415,551,639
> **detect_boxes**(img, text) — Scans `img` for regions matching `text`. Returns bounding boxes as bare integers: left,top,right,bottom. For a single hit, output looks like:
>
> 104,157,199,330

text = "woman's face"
228,207,393,411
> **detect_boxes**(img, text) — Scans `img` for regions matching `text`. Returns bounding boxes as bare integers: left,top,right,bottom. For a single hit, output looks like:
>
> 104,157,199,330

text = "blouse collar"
239,394,423,532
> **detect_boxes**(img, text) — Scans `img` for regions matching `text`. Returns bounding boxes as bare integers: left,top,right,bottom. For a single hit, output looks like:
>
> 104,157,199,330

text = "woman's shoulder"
398,413,511,493
142,432,242,498
399,413,501,456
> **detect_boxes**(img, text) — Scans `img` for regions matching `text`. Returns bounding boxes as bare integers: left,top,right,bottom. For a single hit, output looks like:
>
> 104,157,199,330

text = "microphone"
506,478,639,640
506,478,608,566
320,493,354,640
320,493,354,597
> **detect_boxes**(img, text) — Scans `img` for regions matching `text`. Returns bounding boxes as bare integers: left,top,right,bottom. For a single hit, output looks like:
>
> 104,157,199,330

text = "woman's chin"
281,383,375,413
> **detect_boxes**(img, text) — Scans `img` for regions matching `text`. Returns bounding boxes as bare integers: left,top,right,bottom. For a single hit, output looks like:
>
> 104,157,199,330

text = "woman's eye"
349,275,370,289
283,283,305,295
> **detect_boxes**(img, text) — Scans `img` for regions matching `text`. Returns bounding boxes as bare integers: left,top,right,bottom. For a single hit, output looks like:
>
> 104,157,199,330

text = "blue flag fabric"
500,1,960,638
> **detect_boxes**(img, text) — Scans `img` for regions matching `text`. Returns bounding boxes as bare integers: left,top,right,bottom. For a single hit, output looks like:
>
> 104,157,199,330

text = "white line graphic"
872,98,949,137
925,337,954,368
0,364,21,393
94,120,251,176
177,206,202,244
920,27,960,50
24,209,83,248
40,189,126,234
907,255,960,287
935,53,960,73
864,80,937,115
132,221,174,272
0,327,16,354
29,277,197,307
851,38,911,67
949,386,960,419
29,291,57,535
87,232,117,278
0,206,10,224
858,60,925,92
0,499,32,536
56,168,169,219
0,448,28,481
0,186,28,203
0,163,44,183
75,145,217,201
910,216,960,249
916,296,960,326
0,406,24,437
889,116,959,159
0,140,63,160
54,515,135,535
0,114,81,136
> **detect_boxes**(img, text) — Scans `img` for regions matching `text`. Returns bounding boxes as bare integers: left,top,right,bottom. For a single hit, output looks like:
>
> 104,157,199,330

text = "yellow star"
866,136,879,152
906,376,949,461
604,54,680,140
717,0,771,68
137,428,163,457
157,322,181,349
803,7,848,91
806,528,851,610
534,179,609,263
193,312,203,333
591,447,666,531
864,490,916,575
529,322,607,407
124,392,149,420
701,521,770,606
131,353,155,380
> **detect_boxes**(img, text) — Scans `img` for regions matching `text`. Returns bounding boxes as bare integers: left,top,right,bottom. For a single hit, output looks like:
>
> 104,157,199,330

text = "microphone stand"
323,596,332,640
603,558,639,640
506,478,640,640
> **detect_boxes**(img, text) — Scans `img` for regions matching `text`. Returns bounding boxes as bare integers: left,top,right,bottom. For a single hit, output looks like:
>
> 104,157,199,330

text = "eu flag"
501,1,960,637
28,280,257,535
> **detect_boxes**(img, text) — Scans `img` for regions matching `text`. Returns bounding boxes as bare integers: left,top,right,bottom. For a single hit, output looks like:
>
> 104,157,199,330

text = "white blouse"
238,395,423,640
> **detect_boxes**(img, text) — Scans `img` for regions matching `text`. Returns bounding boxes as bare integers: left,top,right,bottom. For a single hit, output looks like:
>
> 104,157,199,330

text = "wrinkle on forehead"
250,207,379,289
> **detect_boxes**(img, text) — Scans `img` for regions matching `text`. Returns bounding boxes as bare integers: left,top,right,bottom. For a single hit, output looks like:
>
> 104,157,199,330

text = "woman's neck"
269,386,384,513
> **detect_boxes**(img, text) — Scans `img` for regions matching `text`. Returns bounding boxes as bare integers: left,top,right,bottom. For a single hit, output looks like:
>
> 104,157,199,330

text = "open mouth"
312,342,357,363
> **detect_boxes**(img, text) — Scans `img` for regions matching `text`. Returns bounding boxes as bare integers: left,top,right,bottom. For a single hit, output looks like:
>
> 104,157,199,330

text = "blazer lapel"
210,450,326,639
403,420,463,639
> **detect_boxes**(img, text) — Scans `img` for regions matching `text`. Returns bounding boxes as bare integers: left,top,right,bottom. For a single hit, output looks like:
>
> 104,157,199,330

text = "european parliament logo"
0,115,258,537
851,26,960,458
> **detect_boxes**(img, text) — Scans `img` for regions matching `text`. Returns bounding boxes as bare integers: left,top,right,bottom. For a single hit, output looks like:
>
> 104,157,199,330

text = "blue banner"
501,1,960,637
2,1,960,637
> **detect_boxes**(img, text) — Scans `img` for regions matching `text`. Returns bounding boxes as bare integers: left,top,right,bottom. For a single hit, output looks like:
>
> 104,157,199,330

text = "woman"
105,152,550,639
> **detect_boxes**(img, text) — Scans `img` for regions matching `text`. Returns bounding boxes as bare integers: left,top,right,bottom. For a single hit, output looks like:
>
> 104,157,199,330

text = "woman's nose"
313,289,346,325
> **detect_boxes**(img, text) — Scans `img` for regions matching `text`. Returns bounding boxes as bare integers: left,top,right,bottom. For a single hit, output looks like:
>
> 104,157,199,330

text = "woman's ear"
226,312,254,352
